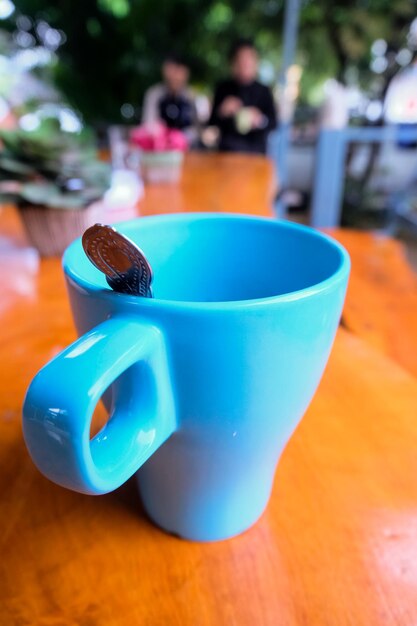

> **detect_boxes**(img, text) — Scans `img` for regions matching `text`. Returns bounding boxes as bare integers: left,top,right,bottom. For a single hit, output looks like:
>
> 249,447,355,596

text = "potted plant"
130,123,188,184
0,119,111,256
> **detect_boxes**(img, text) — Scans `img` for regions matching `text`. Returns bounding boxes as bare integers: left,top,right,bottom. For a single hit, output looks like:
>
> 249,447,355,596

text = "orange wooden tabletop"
1,153,417,625
331,229,417,379
139,151,277,216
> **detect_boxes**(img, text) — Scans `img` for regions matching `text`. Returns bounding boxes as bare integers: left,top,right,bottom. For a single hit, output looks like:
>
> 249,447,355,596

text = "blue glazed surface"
23,213,350,541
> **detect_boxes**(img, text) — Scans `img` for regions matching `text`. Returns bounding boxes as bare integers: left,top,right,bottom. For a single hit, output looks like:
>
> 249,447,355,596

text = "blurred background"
1,0,417,260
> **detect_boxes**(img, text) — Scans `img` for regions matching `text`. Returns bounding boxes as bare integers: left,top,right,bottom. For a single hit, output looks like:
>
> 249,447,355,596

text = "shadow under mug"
23,213,350,541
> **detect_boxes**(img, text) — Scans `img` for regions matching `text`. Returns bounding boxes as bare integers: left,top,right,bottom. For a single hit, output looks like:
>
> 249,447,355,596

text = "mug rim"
63,212,350,311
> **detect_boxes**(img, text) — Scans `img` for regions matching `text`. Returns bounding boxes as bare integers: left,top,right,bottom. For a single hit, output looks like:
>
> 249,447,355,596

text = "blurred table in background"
1,152,417,625
139,152,277,216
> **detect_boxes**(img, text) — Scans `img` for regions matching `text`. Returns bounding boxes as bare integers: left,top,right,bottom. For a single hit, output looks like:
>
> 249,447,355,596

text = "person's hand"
219,96,242,117
246,107,266,129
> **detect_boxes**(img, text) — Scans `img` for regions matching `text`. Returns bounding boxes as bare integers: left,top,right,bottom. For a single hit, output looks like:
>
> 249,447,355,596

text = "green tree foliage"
6,0,417,123
300,0,416,93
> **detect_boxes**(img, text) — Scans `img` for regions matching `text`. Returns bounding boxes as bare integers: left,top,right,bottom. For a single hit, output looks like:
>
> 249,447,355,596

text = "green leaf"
0,156,35,175
20,182,80,208
0,117,110,208
19,182,103,209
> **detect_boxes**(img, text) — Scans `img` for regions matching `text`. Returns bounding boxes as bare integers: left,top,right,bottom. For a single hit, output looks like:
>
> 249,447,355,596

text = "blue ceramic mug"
23,213,350,541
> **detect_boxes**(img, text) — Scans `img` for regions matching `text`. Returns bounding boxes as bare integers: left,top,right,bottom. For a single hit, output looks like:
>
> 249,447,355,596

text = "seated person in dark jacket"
142,53,199,145
209,39,277,154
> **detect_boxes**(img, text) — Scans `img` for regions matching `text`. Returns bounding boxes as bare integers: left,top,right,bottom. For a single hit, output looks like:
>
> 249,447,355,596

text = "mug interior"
64,214,348,303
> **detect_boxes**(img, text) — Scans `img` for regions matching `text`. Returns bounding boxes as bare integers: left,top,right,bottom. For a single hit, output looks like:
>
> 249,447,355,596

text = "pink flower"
130,126,154,150
167,128,188,151
130,123,188,152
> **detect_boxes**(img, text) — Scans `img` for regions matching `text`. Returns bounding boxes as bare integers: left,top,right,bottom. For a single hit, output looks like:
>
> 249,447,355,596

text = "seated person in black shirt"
209,39,277,154
142,53,199,145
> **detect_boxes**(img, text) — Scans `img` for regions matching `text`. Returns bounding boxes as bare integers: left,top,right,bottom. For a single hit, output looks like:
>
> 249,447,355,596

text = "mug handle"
23,315,176,495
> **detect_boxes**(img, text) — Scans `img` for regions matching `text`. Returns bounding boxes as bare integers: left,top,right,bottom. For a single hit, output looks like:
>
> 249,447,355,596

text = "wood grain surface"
1,152,417,625
139,152,277,217
332,229,417,378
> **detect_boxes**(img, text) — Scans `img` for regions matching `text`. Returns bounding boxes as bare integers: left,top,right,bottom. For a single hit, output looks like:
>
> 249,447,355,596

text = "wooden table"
139,152,277,216
1,153,417,625
332,229,417,379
